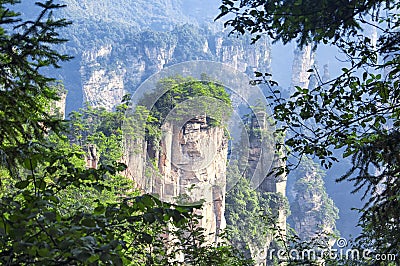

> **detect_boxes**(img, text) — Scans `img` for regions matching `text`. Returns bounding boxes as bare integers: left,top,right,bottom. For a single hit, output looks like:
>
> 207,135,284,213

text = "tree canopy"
218,0,400,259
217,0,393,46
0,0,71,168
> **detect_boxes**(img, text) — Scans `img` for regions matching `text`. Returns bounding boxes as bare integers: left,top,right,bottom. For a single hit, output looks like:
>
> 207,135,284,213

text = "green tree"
138,75,233,162
68,102,129,165
225,162,270,258
217,0,400,260
0,0,71,169
225,167,289,259
0,1,253,265
146,75,232,127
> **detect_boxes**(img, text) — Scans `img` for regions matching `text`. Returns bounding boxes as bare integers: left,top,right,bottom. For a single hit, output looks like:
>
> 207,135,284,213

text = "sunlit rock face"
290,45,315,91
159,119,228,241
124,116,228,241
79,43,173,110
75,32,271,111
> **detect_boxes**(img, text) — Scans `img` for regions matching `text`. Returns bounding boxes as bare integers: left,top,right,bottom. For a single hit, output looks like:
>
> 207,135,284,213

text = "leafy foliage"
225,160,289,259
0,2,253,265
225,162,269,255
217,0,387,46
171,24,213,62
0,0,71,169
68,102,129,165
150,76,231,123
218,0,400,259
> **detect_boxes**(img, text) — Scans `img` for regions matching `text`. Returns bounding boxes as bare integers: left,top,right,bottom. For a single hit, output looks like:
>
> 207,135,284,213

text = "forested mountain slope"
14,0,355,259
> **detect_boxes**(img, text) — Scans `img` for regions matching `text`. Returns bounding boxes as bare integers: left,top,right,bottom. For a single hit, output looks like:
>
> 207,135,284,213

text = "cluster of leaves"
217,0,400,259
56,108,136,216
68,101,130,165
0,0,71,170
1,154,248,265
217,0,387,46
152,76,231,122
162,210,253,266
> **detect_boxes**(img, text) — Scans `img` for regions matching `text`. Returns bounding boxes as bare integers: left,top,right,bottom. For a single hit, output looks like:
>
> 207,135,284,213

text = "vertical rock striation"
290,45,315,91
125,117,228,241
76,30,272,111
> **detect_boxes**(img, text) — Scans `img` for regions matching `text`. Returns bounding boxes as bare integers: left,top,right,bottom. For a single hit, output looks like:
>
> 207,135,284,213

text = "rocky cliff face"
247,112,288,265
80,45,126,110
125,116,228,241
84,26,241,244
216,36,271,73
37,0,344,262
290,45,315,91
287,159,339,241
288,47,339,242
158,118,228,240
73,29,271,111
66,26,339,264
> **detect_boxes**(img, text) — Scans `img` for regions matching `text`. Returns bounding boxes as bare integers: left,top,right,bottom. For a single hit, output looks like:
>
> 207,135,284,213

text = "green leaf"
94,205,105,215
43,212,56,222
81,218,96,227
141,233,153,244
23,158,38,170
15,180,30,189
143,213,156,224
37,248,49,257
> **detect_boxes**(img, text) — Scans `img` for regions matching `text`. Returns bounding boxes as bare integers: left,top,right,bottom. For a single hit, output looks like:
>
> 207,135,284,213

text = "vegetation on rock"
218,0,400,259
0,1,252,265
